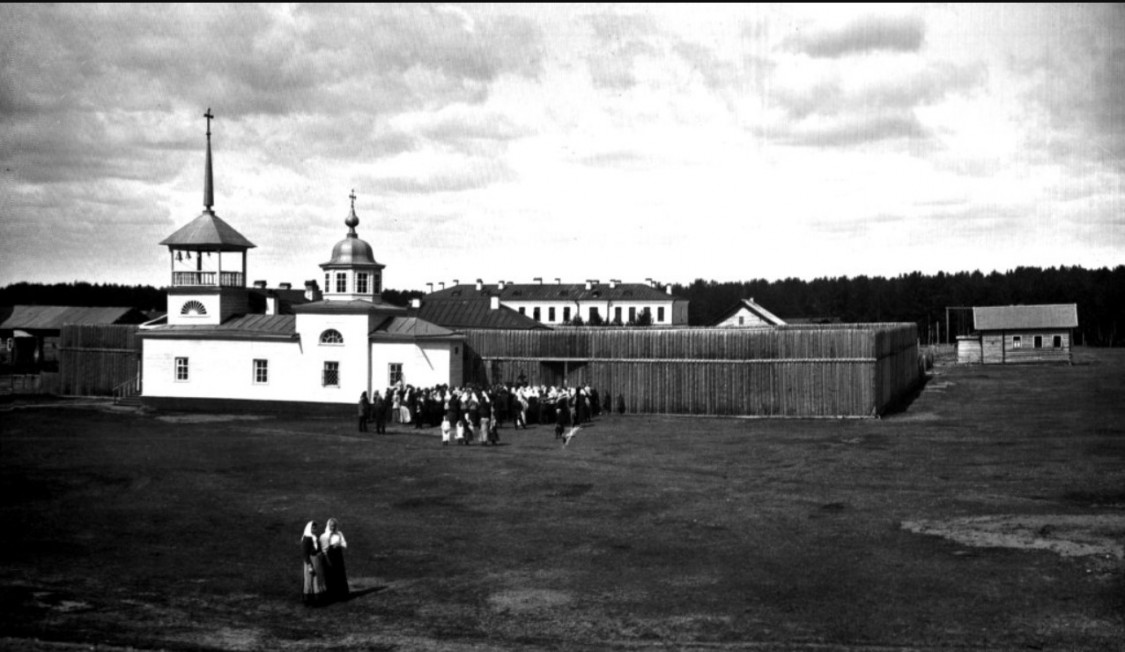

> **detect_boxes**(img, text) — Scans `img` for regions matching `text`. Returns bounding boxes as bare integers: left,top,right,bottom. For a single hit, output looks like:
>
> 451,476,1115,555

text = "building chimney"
475,279,483,291
555,277,561,285
304,280,321,301
439,282,446,290
609,279,618,289
254,280,267,289
265,294,278,316
410,298,421,309
490,295,500,310
452,278,459,286
498,280,506,291
279,282,292,290
534,277,542,285
666,284,673,295
426,282,434,294
585,279,593,290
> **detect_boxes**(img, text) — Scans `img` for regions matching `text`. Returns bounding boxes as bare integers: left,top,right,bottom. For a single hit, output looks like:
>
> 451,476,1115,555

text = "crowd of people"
356,381,623,444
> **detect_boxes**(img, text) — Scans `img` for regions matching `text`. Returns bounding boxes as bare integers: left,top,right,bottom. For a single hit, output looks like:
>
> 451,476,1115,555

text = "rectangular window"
533,307,541,321
657,306,665,322
589,307,599,322
738,316,745,325
325,273,330,294
175,357,189,381
335,272,347,293
374,272,382,293
1034,335,1043,349
518,307,526,315
614,307,622,323
253,359,268,384
388,362,403,386
629,307,637,323
356,273,369,294
323,361,339,387
1053,335,1062,348
548,307,556,322
1012,335,1022,349
563,306,571,322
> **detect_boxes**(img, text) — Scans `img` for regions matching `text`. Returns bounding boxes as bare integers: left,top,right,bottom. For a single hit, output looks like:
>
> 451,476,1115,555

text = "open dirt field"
1,348,1123,651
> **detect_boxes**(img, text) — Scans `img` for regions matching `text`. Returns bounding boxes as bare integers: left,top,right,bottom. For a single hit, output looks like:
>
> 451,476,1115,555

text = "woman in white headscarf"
319,517,349,600
300,521,328,605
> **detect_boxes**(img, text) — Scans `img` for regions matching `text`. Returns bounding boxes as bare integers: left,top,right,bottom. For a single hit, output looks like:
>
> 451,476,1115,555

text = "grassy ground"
1,348,1123,651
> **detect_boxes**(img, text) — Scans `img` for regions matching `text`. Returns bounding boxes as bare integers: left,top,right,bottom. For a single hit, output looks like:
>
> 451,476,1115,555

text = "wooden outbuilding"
963,304,1078,365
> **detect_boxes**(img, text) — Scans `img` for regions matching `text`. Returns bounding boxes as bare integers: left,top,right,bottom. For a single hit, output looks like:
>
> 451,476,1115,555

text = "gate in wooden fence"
463,324,920,417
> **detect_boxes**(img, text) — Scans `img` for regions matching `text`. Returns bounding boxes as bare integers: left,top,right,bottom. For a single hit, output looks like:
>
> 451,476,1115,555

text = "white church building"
138,113,462,411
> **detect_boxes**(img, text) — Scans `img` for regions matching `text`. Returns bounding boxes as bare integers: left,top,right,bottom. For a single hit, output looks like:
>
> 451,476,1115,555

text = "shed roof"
0,305,148,331
139,314,298,340
371,316,462,340
973,304,1078,331
713,298,786,327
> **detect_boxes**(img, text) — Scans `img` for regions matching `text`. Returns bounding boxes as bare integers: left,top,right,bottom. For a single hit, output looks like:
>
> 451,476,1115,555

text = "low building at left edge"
138,111,463,411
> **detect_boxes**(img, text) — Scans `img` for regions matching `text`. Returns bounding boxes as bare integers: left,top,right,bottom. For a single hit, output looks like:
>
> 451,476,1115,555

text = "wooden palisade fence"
463,324,921,417
58,324,140,397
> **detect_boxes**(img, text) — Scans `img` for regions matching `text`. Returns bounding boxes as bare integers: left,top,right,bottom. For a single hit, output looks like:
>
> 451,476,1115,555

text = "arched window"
320,329,344,345
181,300,207,316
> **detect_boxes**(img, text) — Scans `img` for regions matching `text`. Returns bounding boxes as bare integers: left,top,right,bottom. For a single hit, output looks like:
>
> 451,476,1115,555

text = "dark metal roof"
427,283,684,303
371,316,461,340
291,299,407,315
159,209,256,250
973,304,1079,331
139,314,297,340
414,299,548,330
0,305,149,331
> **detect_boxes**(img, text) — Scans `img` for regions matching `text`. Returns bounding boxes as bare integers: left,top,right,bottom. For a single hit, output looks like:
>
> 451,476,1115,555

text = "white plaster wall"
500,299,677,324
716,307,771,328
142,338,311,401
295,313,374,401
370,340,453,392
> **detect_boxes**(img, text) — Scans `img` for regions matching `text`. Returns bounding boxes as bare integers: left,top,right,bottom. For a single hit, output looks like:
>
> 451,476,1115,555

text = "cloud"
784,14,925,58
365,157,517,195
583,12,660,89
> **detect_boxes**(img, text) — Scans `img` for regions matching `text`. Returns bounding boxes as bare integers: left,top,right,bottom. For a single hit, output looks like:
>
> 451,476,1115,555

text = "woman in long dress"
301,521,328,605
319,517,349,600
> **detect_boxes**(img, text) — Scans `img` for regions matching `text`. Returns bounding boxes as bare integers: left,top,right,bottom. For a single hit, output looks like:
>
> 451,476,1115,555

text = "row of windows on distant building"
1011,335,1063,349
174,356,405,387
518,305,664,324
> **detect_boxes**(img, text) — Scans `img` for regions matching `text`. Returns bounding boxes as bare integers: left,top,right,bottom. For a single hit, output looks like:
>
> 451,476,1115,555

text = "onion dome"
322,191,382,269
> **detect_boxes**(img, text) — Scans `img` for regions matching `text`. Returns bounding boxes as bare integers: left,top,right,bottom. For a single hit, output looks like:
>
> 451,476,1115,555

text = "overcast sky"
1,3,1122,291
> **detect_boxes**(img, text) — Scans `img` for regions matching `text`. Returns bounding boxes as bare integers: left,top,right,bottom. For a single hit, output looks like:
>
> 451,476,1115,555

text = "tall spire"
203,108,214,211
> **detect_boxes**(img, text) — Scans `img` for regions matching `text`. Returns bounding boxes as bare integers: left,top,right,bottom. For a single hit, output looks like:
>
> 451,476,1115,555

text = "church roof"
138,314,298,340
291,299,406,315
371,316,462,340
160,209,256,251
321,192,383,269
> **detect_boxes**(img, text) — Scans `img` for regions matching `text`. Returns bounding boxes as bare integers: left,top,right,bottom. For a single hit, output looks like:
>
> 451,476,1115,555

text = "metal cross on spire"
204,108,213,136
350,188,356,210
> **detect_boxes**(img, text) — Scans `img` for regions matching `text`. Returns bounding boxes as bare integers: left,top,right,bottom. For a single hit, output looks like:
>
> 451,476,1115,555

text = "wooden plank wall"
463,324,920,417
58,324,139,396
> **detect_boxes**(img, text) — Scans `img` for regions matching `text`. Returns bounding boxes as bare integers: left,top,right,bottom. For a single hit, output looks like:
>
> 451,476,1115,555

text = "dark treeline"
673,266,1125,346
4,266,1123,346
0,282,425,314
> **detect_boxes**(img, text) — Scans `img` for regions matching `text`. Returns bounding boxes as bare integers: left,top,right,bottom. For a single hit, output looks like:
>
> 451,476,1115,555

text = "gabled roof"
413,298,548,330
159,209,256,251
713,298,786,327
0,305,149,331
427,282,683,303
973,304,1078,331
371,316,462,340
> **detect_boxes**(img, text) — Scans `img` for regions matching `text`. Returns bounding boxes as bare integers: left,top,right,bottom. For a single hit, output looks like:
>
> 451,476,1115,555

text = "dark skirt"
323,546,349,599
303,553,328,604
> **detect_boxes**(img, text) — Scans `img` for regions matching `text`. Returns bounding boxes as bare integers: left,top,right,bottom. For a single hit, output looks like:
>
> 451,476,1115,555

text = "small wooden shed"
967,304,1078,365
